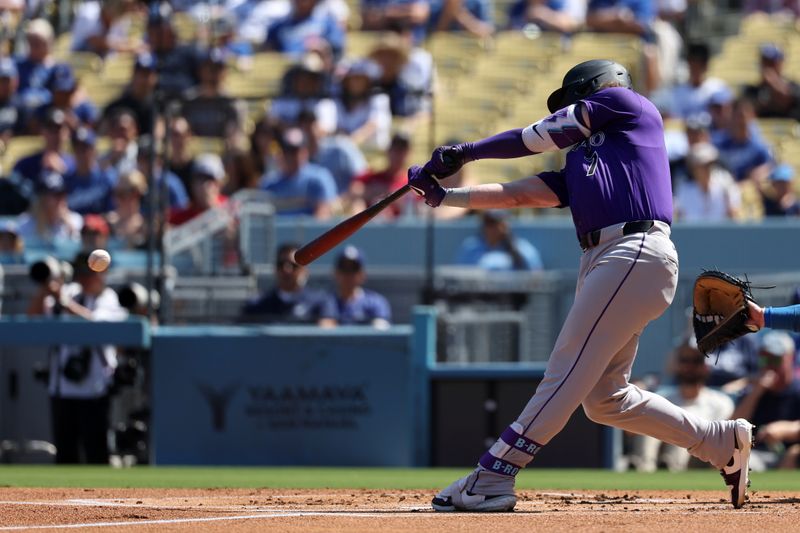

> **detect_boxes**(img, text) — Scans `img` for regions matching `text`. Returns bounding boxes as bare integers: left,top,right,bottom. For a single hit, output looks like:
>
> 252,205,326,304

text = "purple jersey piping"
523,233,648,434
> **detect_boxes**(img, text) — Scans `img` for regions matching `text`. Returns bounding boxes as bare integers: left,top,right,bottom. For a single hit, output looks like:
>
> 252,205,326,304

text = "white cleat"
431,472,517,512
719,418,754,509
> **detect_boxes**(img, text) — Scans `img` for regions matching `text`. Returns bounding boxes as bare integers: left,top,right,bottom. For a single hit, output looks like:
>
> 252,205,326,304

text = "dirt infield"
1,488,799,532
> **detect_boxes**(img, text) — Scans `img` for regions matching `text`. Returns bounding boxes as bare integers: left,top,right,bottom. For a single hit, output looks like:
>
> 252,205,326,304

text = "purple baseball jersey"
539,87,673,236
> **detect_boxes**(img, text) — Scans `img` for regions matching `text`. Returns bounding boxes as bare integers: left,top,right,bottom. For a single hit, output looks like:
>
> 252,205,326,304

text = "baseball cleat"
431,472,517,512
720,418,754,509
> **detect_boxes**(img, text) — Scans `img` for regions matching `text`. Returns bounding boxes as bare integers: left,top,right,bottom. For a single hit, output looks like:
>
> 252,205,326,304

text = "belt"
578,220,656,251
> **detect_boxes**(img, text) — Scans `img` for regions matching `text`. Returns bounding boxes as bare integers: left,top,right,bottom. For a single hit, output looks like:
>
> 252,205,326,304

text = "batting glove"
408,165,446,207
423,144,474,179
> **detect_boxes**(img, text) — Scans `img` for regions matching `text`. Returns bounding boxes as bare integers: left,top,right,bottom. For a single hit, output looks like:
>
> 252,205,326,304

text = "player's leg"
581,230,753,507
582,334,736,469
433,231,676,511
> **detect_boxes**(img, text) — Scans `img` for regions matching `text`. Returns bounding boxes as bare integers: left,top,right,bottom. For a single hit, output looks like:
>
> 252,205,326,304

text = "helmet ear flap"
573,82,594,98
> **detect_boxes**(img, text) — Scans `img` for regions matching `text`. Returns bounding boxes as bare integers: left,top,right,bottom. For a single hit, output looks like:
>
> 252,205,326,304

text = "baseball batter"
408,60,754,511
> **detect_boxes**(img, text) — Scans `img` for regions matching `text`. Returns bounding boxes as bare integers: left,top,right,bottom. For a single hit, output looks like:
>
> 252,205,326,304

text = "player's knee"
582,391,624,422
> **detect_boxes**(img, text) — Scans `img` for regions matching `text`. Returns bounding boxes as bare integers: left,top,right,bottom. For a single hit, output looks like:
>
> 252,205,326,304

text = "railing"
163,190,276,276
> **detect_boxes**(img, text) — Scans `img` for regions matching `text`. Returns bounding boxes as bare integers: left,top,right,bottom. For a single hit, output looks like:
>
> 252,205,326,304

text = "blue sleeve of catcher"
765,305,800,332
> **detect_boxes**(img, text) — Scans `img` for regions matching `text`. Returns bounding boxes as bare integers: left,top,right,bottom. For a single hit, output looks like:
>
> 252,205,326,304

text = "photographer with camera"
27,251,127,464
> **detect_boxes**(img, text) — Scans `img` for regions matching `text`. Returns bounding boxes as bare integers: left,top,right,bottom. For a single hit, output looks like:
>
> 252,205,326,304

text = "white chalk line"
0,507,777,530
0,500,427,513
0,511,436,531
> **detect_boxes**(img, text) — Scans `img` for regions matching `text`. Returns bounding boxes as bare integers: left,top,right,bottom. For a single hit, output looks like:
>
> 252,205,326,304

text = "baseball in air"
88,249,111,272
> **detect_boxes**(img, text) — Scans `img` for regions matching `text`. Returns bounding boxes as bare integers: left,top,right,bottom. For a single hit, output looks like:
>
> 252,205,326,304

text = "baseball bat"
293,184,411,266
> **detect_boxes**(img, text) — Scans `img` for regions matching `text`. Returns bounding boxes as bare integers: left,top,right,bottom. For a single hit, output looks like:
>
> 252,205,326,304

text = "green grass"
0,466,797,491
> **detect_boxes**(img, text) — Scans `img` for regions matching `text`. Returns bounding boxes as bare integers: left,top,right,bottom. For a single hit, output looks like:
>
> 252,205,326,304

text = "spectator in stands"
673,142,741,222
586,0,655,36
321,246,392,327
12,108,73,185
368,29,434,119
80,214,110,252
261,127,338,218
507,0,585,33
145,2,199,100
743,44,800,121
166,116,196,191
348,131,412,217
0,220,24,264
169,153,228,225
64,128,117,215
102,53,158,136
762,164,800,217
667,112,712,186
714,97,772,184
240,242,333,325
264,0,345,60
361,0,431,43
585,0,660,92
708,87,734,146
16,18,55,126
249,115,282,177
136,134,189,210
656,42,729,119
0,57,22,142
70,0,142,56
16,171,83,245
181,47,246,142
0,173,31,216
651,0,684,89
27,251,127,464
296,109,367,195
270,54,337,135
99,108,139,175
222,149,261,195
305,36,339,95
107,169,148,249
228,0,294,44
629,337,734,471
744,0,800,17
706,336,762,389
732,331,800,470
39,63,98,130
456,210,543,271
431,0,495,38
195,9,255,63
335,59,392,151
756,419,800,469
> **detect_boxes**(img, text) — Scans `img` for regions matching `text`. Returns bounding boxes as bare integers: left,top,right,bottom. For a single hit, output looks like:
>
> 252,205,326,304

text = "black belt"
578,220,656,250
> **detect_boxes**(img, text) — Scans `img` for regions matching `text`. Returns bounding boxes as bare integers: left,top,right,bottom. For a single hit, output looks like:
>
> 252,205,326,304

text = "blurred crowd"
0,0,796,267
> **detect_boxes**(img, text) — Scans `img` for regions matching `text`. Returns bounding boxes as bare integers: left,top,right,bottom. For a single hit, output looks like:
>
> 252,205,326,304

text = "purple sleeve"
537,169,569,207
467,128,535,160
579,87,642,131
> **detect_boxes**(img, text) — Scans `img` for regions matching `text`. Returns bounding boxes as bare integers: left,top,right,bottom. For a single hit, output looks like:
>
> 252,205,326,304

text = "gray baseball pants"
476,222,736,493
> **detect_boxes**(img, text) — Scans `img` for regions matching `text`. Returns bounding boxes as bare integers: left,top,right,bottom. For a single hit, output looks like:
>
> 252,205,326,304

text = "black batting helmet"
547,60,632,113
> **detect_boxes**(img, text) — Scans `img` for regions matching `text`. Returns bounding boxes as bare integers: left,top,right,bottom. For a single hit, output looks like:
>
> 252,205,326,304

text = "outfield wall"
276,218,800,273
0,312,618,467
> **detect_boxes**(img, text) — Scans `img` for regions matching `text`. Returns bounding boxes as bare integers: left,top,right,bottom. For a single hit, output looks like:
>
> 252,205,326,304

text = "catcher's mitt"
693,270,761,356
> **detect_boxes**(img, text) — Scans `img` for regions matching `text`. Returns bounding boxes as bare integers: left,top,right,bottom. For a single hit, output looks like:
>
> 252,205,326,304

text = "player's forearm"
442,176,561,209
765,304,800,332
465,129,535,161
467,105,590,161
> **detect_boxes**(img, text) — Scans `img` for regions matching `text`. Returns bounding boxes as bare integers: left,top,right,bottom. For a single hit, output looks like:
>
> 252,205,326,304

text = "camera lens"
29,261,52,284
